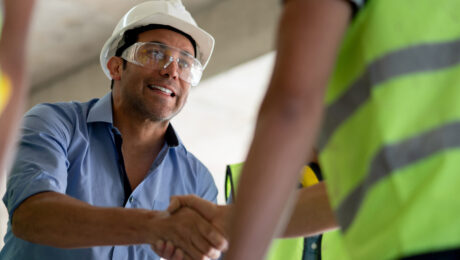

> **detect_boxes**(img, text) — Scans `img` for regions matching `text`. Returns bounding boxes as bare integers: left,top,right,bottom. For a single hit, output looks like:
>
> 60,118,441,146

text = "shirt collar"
165,124,180,147
87,92,113,124
87,92,180,147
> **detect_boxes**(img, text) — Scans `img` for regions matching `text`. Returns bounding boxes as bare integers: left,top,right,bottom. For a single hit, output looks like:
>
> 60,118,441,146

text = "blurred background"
0,0,282,247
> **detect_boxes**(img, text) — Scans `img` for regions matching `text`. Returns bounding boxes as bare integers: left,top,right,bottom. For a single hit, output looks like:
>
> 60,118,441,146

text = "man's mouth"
148,85,176,97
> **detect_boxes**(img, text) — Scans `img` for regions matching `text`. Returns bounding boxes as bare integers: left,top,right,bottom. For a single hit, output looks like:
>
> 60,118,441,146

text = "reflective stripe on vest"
319,0,460,259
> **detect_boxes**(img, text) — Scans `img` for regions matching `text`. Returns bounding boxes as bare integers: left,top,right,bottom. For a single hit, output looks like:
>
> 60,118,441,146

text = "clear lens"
121,42,203,86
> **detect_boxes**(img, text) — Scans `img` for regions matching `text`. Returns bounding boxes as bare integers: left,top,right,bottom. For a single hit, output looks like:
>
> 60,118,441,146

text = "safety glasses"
121,42,203,86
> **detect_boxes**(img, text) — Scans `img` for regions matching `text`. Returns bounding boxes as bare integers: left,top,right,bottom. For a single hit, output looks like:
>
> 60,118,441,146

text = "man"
0,0,35,174
1,1,227,259
162,0,460,259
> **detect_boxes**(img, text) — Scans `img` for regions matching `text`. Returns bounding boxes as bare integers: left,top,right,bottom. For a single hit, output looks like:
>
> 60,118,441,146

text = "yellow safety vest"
0,71,11,115
0,6,11,115
226,163,344,260
319,0,460,259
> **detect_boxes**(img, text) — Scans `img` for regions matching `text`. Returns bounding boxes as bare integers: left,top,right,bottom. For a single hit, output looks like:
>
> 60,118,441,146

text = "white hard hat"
100,0,215,79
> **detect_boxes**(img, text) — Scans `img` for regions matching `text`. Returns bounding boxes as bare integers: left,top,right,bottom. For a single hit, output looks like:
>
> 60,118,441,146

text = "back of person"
319,0,460,259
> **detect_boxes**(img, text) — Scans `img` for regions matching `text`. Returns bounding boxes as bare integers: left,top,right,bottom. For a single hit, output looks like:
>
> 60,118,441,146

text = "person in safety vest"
159,0,460,259
0,0,35,174
222,156,337,260
1,1,227,259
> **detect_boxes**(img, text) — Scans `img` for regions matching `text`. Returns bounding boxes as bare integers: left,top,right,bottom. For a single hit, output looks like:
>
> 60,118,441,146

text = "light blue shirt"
1,92,218,260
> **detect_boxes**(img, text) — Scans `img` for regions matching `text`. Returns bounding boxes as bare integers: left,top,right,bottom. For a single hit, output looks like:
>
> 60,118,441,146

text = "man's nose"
159,57,179,80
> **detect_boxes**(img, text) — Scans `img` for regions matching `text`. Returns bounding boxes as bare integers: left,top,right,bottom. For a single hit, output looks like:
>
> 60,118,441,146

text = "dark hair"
110,24,197,89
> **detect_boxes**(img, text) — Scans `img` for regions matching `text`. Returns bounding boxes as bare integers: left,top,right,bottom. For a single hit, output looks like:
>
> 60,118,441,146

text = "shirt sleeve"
195,162,218,204
3,103,72,218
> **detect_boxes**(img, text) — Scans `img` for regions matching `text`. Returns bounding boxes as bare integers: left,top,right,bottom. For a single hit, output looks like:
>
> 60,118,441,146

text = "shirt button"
311,242,317,250
129,197,134,203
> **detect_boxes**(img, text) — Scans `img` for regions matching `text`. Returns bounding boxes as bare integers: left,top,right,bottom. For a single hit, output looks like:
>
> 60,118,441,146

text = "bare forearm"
1,0,36,65
12,192,163,248
226,58,327,258
225,0,350,259
282,182,338,238
227,94,323,259
0,0,36,172
0,87,27,172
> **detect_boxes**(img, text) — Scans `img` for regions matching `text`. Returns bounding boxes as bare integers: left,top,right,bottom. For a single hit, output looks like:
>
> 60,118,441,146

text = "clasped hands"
151,195,231,260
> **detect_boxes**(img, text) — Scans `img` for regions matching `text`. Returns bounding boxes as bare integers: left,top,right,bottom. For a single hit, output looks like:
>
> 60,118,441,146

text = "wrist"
216,205,233,239
140,209,170,244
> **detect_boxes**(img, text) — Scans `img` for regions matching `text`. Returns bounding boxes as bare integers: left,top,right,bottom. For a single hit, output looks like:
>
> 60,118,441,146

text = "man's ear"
107,56,124,81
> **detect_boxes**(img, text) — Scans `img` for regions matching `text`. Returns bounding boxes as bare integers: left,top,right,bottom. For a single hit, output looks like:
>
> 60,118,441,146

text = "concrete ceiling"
27,0,218,89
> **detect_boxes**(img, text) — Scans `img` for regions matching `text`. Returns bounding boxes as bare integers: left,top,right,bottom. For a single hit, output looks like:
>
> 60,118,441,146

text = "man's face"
116,29,195,122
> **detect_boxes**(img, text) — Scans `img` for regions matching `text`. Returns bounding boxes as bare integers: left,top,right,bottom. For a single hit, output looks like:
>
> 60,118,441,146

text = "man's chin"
146,111,176,123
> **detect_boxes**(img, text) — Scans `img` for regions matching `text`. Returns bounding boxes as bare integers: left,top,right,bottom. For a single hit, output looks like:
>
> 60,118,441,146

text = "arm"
12,191,168,248
12,191,226,259
156,184,336,259
164,182,336,240
0,0,36,172
5,105,226,259
281,182,338,238
225,0,351,259
0,0,35,83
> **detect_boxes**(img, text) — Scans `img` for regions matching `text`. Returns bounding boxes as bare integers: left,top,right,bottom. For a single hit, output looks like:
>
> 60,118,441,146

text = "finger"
176,195,218,221
152,240,165,254
198,226,228,251
157,210,170,219
170,237,203,260
167,197,182,213
150,240,167,258
196,221,228,252
163,241,175,259
169,208,220,260
190,214,227,255
171,248,184,260
190,233,221,260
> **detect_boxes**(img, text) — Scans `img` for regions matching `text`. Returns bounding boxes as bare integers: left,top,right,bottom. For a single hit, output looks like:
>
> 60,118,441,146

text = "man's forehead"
137,28,195,56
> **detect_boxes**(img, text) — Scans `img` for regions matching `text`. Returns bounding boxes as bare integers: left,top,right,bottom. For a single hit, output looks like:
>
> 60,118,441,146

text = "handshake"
151,195,232,260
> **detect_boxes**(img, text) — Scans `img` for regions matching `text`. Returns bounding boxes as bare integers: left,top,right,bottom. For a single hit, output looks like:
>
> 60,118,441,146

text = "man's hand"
168,195,231,238
152,195,232,259
151,205,228,260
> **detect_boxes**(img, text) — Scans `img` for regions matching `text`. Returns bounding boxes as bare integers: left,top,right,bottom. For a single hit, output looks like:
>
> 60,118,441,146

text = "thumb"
167,197,182,214
177,195,218,221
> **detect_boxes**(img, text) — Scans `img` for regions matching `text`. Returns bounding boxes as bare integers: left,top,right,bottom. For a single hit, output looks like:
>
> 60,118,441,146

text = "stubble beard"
127,92,184,123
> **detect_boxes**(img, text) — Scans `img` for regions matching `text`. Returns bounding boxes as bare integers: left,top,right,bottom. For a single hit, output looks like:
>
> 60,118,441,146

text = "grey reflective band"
319,38,460,150
337,121,460,232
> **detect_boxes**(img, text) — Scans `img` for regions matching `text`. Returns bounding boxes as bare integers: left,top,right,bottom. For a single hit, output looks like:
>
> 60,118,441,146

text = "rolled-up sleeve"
3,103,72,218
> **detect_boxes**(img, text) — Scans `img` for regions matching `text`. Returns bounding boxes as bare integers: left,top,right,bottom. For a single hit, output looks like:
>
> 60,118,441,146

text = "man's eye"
178,58,191,69
149,50,164,59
